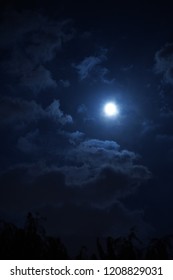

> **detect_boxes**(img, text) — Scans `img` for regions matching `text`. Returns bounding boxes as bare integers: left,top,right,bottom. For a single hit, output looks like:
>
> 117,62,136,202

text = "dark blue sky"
0,0,173,253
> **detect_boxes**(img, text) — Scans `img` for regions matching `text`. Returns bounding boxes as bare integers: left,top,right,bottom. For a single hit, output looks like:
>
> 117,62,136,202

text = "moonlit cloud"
46,100,73,125
73,49,107,80
74,56,103,80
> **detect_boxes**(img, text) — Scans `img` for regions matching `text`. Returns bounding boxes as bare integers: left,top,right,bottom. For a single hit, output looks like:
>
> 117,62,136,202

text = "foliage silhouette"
0,213,173,259
0,213,68,259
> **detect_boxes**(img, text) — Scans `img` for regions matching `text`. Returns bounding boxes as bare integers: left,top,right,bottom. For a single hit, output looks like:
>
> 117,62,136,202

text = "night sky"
0,0,173,256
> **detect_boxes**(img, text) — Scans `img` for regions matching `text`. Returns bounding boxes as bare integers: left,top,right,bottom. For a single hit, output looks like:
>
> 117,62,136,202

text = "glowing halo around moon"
103,102,119,117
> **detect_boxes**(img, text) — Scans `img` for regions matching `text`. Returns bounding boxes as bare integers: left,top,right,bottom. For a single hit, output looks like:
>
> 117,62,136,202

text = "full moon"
104,102,119,117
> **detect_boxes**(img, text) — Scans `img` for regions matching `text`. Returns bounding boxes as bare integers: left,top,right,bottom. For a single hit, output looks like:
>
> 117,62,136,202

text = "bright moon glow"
104,102,119,117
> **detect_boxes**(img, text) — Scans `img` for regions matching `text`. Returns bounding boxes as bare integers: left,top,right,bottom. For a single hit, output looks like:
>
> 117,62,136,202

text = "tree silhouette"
97,231,141,260
0,213,68,259
0,214,173,259
145,235,173,259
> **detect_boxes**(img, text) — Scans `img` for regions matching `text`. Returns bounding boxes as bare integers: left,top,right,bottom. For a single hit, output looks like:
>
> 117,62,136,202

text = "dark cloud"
38,202,146,237
14,137,149,193
0,133,151,235
0,9,74,52
0,96,44,125
0,96,73,126
82,165,150,207
17,130,39,154
16,127,71,158
0,9,75,92
20,65,57,92
154,43,173,86
57,139,151,202
0,161,149,238
0,165,67,212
